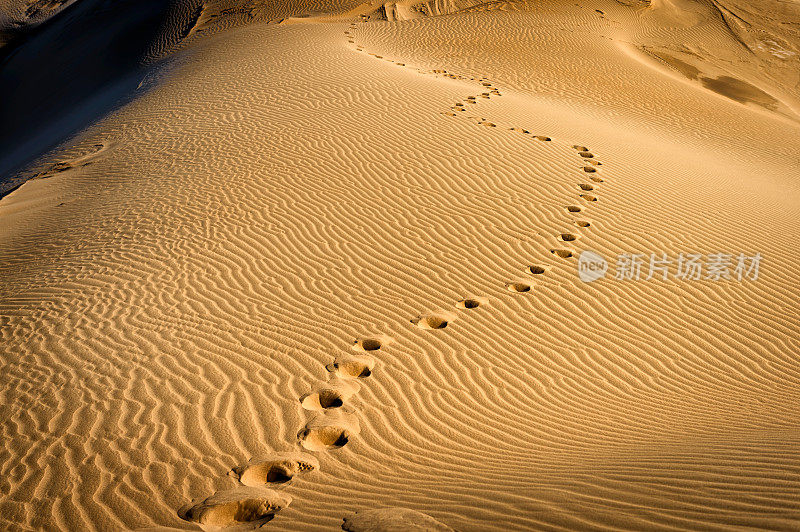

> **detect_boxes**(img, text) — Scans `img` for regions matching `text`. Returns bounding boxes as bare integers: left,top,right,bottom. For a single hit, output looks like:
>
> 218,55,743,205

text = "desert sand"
1,0,800,530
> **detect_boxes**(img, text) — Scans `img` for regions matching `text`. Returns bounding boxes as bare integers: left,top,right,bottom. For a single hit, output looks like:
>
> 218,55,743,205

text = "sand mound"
342,507,454,531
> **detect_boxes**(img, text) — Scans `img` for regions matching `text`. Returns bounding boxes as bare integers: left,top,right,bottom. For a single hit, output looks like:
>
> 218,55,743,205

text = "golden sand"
1,0,799,529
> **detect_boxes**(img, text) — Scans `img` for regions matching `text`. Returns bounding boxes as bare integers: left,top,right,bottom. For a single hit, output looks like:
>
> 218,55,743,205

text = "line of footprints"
176,22,604,532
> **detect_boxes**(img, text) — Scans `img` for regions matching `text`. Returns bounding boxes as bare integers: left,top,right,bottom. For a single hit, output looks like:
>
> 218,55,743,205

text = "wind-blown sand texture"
1,0,800,530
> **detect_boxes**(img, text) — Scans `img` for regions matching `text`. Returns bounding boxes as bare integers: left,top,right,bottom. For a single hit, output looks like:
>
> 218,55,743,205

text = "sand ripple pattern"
1,3,800,532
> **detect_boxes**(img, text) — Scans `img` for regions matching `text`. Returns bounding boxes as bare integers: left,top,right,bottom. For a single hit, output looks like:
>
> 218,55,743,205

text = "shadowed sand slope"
1,0,800,530
0,0,368,194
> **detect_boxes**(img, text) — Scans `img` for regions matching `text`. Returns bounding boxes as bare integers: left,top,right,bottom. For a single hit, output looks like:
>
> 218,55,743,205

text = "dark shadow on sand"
0,0,201,197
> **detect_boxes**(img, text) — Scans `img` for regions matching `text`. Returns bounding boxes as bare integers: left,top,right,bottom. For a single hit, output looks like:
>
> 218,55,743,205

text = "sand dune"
1,0,799,530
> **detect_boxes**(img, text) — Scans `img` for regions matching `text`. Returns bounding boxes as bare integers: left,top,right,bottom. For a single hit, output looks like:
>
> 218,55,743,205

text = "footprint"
455,296,488,309
505,281,532,293
230,453,319,486
573,145,589,151
566,205,582,213
527,265,547,275
590,176,604,183
327,354,375,379
342,508,454,532
578,183,594,191
575,220,592,228
298,411,359,451
580,194,598,201
32,142,109,179
178,486,291,528
535,136,552,141
352,337,386,352
300,378,361,411
551,249,574,258
558,233,578,242
411,312,454,330
583,166,598,173
578,152,594,158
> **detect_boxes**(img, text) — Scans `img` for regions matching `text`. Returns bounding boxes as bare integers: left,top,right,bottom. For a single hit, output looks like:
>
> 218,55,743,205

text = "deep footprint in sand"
300,378,361,410
327,353,375,379
230,453,319,486
411,312,454,330
551,249,574,258
578,151,594,158
455,296,488,309
575,220,592,228
590,176,604,182
527,265,547,275
583,166,598,173
506,281,532,292
298,411,359,451
342,507,454,532
566,205,583,213
535,135,552,141
578,183,594,191
558,233,579,242
352,336,387,352
580,194,598,201
573,145,589,151
178,486,291,529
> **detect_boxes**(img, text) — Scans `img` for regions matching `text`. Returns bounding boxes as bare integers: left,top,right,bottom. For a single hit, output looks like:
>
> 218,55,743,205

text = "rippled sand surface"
1,0,799,530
